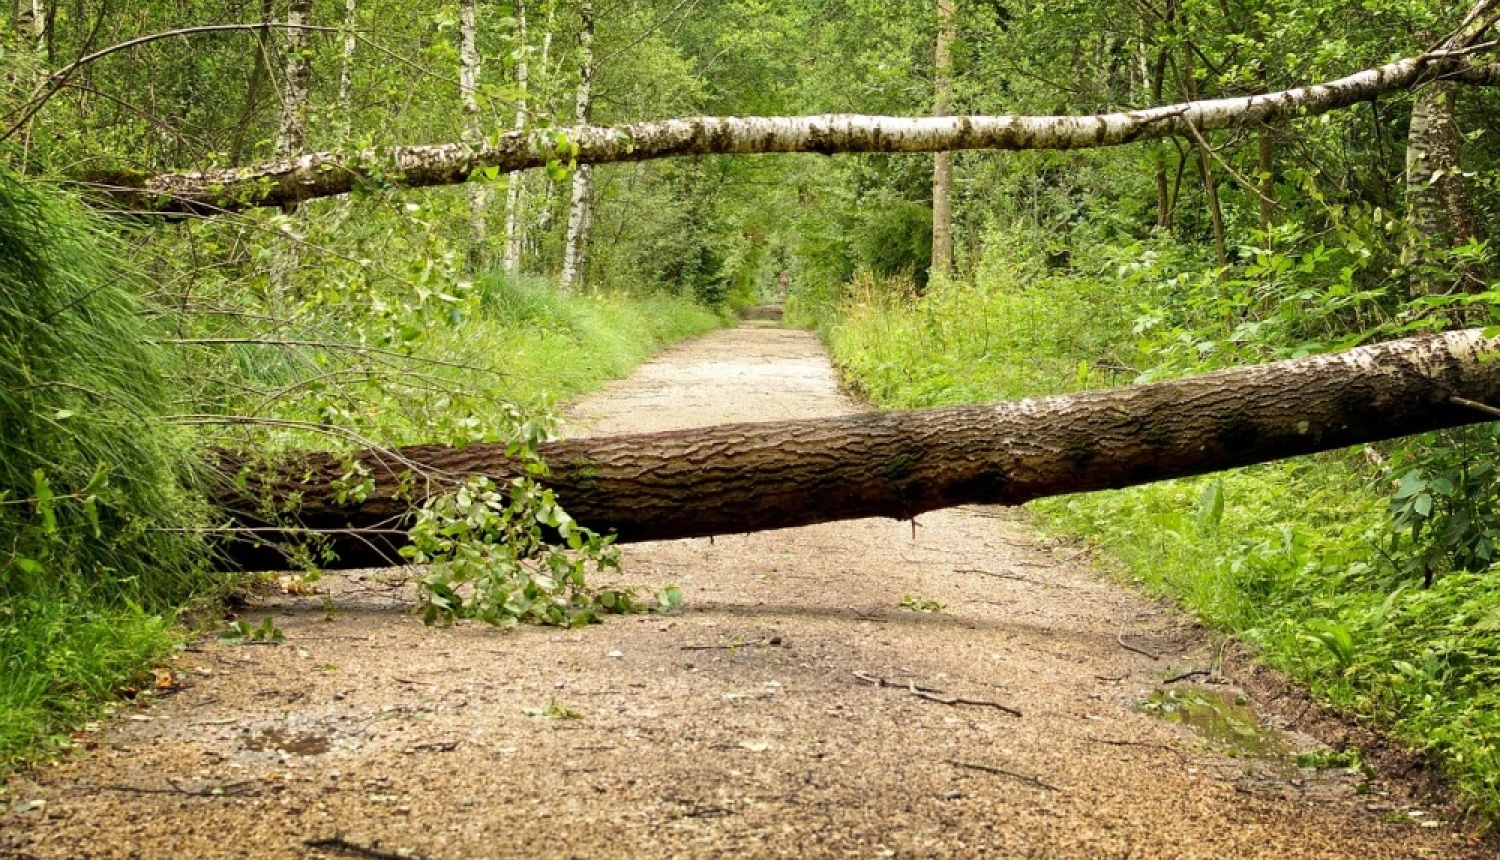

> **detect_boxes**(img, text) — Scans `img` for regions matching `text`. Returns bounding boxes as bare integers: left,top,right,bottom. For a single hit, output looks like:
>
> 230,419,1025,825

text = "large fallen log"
216,329,1500,571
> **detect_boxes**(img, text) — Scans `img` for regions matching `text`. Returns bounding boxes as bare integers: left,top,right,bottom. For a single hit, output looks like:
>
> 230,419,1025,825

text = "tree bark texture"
215,329,1500,571
930,0,956,280
502,0,528,274
336,0,357,138
94,52,1500,215
276,0,313,156
560,0,595,290
1405,79,1487,292
459,0,487,267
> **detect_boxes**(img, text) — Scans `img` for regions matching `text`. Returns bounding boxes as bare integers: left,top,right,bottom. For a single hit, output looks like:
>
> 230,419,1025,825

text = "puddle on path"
1141,686,1291,762
243,727,331,756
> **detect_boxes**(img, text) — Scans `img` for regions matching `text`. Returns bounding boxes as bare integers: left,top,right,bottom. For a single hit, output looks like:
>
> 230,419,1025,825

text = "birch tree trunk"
337,0,356,138
212,328,1500,571
460,0,487,269
559,0,595,290
502,0,528,274
276,0,313,156
930,0,956,281
271,0,313,292
1405,79,1486,294
14,0,44,52
96,52,1500,215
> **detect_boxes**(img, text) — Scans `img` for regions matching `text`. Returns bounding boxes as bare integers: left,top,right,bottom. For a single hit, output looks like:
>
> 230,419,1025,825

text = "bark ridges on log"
215,329,1500,571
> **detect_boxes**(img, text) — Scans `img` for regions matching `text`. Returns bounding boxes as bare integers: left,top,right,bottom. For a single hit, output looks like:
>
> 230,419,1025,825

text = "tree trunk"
276,0,313,156
214,328,1500,571
1257,125,1275,232
1405,79,1487,294
460,0,487,270
338,0,356,138
502,0,528,275
559,0,595,290
930,0,956,281
14,0,43,51
270,0,313,292
1178,31,1228,268
95,52,1500,215
1151,46,1173,231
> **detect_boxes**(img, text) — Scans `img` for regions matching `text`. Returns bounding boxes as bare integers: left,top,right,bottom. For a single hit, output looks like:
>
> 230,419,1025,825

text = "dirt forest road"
3,323,1492,859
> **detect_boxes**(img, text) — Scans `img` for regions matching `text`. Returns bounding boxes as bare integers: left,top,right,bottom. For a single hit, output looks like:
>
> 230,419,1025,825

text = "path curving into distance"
2,323,1489,858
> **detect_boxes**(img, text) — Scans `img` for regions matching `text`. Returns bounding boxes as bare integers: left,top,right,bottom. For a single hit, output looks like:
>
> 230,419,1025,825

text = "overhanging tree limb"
217,328,1500,571
86,50,1500,214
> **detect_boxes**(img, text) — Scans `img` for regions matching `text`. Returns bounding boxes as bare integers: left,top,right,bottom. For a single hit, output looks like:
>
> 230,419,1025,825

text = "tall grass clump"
0,172,208,769
812,224,1140,409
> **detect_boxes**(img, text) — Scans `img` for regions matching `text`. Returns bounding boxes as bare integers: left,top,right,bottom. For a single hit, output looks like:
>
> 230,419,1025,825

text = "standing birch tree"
930,0,956,281
502,0,529,274
560,0,595,291
459,0,487,268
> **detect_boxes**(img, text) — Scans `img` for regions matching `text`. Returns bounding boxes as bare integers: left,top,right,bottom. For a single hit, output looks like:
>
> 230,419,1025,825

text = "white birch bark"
460,0,487,266
103,51,1500,215
930,0,956,281
15,0,44,52
338,0,356,137
271,0,313,292
276,0,313,156
502,0,528,274
559,0,595,291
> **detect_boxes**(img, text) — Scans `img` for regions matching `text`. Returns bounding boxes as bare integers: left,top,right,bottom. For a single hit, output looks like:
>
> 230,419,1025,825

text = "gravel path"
2,323,1489,858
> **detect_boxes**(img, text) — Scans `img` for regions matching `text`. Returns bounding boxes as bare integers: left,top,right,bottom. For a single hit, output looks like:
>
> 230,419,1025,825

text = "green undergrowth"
0,172,212,772
806,228,1500,820
194,270,723,451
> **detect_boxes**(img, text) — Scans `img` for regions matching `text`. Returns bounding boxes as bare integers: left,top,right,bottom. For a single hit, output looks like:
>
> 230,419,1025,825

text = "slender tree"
560,0,595,290
338,0,356,137
271,0,314,293
459,0,487,268
503,0,528,274
930,0,955,281
276,0,313,156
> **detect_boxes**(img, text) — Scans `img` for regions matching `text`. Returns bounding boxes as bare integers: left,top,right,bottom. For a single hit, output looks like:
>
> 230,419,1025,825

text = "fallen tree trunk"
217,329,1500,571
89,51,1499,215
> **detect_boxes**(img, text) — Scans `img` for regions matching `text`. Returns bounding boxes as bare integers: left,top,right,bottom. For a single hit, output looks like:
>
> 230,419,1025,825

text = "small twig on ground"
852,672,1022,717
1052,548,1092,564
1116,632,1161,660
852,671,944,694
680,637,783,651
306,836,440,860
955,567,1035,582
909,684,1023,717
1084,737,1190,761
947,759,1059,791
96,780,260,798
1163,668,1213,684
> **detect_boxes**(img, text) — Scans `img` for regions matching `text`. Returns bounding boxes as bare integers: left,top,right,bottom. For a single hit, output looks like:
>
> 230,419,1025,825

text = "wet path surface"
2,324,1487,858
